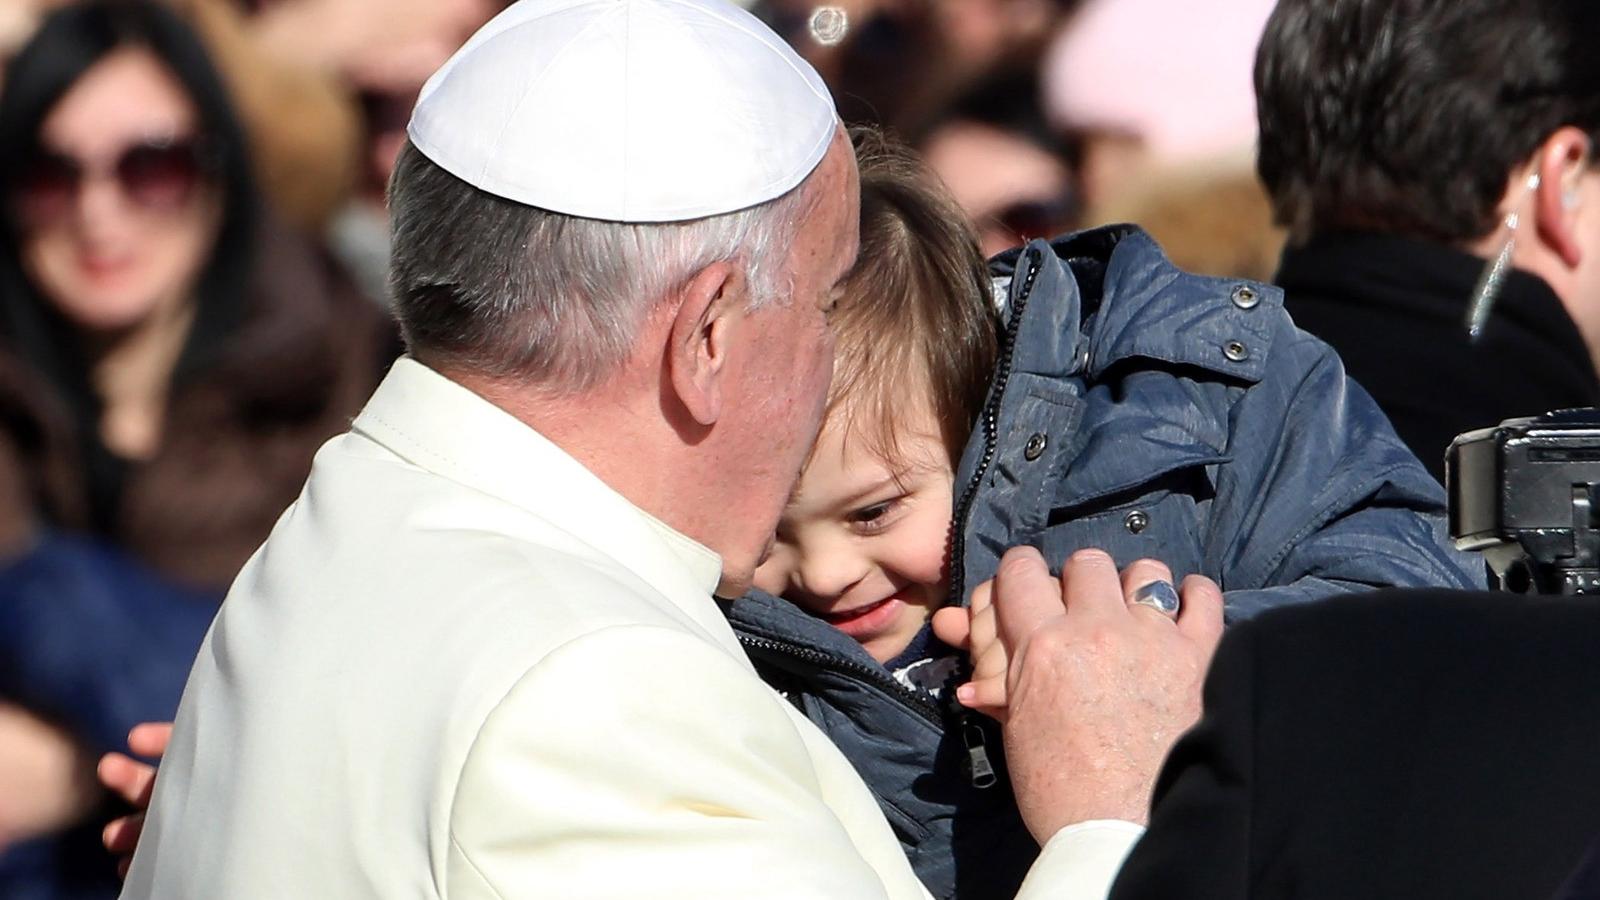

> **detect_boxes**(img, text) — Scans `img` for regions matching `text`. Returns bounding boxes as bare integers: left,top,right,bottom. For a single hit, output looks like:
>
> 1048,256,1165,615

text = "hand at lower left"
98,722,171,878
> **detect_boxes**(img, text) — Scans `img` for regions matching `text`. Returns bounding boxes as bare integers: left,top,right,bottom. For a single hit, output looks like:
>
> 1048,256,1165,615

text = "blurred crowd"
0,0,1596,897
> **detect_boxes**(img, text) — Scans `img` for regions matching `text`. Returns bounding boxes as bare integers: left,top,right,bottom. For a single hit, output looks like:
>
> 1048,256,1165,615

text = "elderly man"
116,0,1219,896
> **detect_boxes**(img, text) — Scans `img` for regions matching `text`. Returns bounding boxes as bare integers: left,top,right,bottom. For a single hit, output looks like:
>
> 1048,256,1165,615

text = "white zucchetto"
407,0,838,223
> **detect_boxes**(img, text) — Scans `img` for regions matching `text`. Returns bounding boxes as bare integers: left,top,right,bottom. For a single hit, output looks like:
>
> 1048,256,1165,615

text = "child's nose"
795,548,870,603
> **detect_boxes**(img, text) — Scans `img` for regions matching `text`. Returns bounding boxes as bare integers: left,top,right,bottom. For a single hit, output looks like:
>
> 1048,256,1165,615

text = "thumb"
991,545,1064,651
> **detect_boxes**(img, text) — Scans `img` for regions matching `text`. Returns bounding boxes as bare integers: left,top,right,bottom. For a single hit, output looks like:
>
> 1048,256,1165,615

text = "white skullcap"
407,0,837,222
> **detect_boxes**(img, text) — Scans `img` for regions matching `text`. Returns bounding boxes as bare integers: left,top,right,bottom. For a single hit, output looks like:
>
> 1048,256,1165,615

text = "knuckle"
1029,623,1075,656
1088,627,1122,653
997,553,1043,583
1127,557,1173,576
1069,548,1115,569
1001,544,1044,564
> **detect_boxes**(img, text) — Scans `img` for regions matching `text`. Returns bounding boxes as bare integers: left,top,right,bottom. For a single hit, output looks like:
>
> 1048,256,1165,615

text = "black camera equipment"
1448,409,1600,595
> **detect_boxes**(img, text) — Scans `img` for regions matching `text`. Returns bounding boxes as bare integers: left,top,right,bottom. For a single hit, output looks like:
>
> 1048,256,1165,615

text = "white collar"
352,358,729,634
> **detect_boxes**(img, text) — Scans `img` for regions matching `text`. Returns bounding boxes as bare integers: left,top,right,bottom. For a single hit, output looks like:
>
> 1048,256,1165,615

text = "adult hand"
98,722,170,878
938,548,1222,839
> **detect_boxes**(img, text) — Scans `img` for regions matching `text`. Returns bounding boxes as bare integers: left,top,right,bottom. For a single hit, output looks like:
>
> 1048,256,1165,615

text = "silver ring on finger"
1131,580,1181,617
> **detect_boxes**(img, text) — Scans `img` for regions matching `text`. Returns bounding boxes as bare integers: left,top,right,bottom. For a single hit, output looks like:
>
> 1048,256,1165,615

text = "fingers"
959,586,1007,718
930,607,971,650
1058,549,1124,617
102,812,144,854
969,578,992,616
98,723,169,881
932,579,998,657
97,752,156,808
1118,558,1174,598
960,611,998,682
990,546,1066,650
127,722,172,759
956,550,1225,722
967,582,998,669
1176,574,1225,651
1119,558,1178,621
948,578,1010,717
955,673,1008,719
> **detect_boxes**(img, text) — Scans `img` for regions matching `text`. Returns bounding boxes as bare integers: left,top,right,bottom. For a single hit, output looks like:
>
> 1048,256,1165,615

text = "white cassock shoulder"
445,621,927,899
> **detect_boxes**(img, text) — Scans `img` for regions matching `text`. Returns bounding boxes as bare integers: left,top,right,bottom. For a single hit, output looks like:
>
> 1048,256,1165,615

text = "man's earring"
1564,189,1580,211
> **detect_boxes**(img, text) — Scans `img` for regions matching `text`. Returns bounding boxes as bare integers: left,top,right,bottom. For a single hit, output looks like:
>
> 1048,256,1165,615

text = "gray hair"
387,141,821,391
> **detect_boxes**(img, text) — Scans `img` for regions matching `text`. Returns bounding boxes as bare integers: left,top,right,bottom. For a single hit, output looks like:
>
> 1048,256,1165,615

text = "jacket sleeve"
1209,329,1487,619
446,624,1137,900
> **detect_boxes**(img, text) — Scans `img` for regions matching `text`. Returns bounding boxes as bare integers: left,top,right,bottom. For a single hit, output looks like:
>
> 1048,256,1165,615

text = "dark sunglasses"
991,194,1081,244
10,136,217,224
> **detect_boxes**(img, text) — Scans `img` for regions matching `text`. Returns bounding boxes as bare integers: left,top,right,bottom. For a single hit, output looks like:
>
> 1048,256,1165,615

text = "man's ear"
666,260,744,427
1533,126,1592,270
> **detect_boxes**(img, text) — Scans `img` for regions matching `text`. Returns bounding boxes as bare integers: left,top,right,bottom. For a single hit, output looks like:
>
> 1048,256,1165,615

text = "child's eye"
847,499,900,534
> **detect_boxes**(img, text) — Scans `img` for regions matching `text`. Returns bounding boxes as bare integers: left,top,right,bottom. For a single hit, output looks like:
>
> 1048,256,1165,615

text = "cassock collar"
352,358,729,636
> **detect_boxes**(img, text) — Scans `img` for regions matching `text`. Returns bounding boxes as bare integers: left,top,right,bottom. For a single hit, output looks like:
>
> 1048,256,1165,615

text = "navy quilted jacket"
725,225,1484,900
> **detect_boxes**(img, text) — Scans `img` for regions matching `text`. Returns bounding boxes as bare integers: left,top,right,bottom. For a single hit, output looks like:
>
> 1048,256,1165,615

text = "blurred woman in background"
0,2,391,896
0,0,390,584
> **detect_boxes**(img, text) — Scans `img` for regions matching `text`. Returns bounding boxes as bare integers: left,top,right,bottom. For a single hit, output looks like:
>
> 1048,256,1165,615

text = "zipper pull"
961,716,997,789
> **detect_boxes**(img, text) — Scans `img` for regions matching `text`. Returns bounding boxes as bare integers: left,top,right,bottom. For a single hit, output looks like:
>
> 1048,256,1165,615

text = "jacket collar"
723,587,883,666
351,358,731,644
992,222,1280,390
1275,231,1594,370
989,224,1280,454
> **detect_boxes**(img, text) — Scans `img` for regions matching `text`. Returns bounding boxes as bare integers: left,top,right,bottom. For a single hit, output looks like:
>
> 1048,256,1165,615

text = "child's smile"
753,397,955,664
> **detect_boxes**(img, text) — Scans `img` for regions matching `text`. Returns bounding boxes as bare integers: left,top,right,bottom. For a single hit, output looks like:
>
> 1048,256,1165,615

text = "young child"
726,127,1482,900
751,127,995,686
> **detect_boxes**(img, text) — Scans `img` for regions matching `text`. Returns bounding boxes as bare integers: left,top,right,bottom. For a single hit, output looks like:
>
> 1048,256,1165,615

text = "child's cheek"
751,542,795,596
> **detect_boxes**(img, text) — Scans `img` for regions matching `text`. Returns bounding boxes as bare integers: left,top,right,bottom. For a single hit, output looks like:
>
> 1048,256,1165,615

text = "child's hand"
932,580,1008,719
98,722,171,878
933,554,1225,723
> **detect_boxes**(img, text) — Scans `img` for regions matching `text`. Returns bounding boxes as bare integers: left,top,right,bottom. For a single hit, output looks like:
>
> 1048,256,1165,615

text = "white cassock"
121,358,1138,899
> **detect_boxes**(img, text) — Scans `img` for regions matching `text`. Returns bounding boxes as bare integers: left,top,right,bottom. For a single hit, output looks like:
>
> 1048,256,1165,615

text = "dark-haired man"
1103,4,1600,897
1255,0,1600,479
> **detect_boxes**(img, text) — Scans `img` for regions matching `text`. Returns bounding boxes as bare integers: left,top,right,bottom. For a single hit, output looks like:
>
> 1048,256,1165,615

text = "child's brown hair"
823,126,1000,468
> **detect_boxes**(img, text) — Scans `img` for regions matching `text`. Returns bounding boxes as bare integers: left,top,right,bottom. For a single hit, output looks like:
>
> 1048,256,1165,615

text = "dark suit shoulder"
1238,588,1600,691
1118,588,1600,900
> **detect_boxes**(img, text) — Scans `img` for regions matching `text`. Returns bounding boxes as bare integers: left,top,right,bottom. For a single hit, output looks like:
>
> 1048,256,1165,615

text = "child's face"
753,400,955,664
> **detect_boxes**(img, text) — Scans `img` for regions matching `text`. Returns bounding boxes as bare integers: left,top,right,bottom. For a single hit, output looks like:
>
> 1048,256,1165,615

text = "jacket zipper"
737,634,945,728
943,248,1045,789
